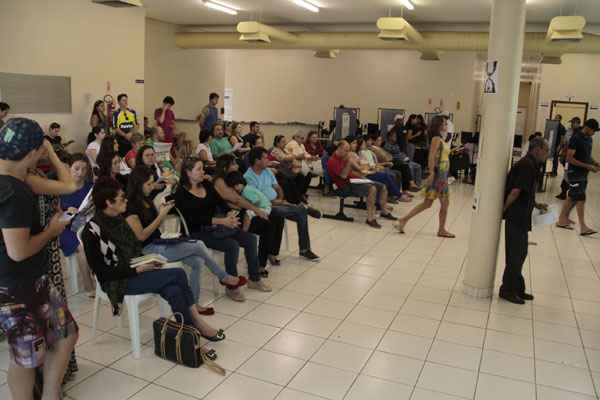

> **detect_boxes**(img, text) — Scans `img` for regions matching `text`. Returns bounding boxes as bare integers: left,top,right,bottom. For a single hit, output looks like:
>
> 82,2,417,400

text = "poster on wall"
224,88,233,120
484,60,499,94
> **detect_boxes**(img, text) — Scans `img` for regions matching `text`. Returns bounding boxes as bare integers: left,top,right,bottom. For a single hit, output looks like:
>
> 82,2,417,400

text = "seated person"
225,171,271,236
383,131,422,190
285,131,320,185
304,131,325,177
60,153,95,294
86,126,107,170
143,126,165,148
242,121,263,148
328,140,396,229
197,129,217,174
45,122,74,161
124,133,144,169
276,160,322,218
96,141,129,188
81,177,225,341
175,157,271,302
229,122,251,158
125,166,246,313
208,123,233,159
270,135,294,172
244,147,320,261
353,138,411,203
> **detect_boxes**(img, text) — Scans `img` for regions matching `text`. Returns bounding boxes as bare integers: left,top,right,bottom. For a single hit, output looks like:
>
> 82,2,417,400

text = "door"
550,101,588,124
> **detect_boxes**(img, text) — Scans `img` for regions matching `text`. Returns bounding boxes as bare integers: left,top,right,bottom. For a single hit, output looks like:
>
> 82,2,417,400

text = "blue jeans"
367,171,402,197
143,240,227,303
126,268,195,325
409,161,423,186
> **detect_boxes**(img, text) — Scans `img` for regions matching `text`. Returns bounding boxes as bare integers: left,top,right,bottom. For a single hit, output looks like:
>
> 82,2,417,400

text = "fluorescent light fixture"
399,0,414,10
204,0,238,15
291,0,319,13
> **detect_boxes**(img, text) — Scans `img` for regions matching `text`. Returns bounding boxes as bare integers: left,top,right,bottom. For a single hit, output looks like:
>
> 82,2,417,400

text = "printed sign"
484,60,499,94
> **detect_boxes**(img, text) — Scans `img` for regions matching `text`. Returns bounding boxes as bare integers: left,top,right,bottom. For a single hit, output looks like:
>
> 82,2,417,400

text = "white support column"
463,0,527,298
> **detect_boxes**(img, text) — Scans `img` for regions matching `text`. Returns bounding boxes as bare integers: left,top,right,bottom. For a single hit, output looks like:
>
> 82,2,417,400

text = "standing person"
112,93,139,158
395,116,455,238
551,114,567,177
500,137,550,304
196,93,220,133
242,121,262,148
89,100,108,132
556,118,600,235
0,118,78,400
154,96,176,143
244,148,320,261
556,117,581,199
0,102,10,129
208,123,233,158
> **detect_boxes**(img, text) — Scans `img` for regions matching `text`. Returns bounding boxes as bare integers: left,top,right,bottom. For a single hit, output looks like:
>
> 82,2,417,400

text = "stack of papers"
130,254,168,268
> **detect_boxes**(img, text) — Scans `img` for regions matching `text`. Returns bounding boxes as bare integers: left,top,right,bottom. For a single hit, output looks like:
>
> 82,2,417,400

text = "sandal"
202,329,226,342
581,230,598,237
556,224,574,230
437,232,456,238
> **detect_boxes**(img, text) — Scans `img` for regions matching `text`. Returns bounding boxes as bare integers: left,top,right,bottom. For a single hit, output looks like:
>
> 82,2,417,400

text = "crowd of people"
1,88,597,399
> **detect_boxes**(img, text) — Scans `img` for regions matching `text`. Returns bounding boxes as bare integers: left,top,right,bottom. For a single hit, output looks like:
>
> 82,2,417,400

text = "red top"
327,153,357,189
154,107,176,143
305,141,324,157
124,149,137,166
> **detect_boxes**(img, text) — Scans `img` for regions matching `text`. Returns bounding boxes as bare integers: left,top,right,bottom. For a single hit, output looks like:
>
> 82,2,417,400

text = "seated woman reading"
124,166,246,314
81,177,225,341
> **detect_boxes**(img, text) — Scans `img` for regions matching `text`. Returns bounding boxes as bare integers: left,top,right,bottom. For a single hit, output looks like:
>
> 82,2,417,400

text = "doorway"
550,101,588,124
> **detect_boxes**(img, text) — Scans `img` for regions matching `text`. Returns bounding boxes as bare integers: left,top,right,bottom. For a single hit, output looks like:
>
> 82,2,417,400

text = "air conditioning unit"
546,16,586,42
541,55,562,65
314,50,340,59
239,32,271,43
92,0,143,7
376,17,423,43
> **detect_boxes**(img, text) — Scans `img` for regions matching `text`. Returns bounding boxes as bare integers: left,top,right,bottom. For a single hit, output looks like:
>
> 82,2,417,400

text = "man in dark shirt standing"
557,118,600,235
551,114,567,176
501,137,549,304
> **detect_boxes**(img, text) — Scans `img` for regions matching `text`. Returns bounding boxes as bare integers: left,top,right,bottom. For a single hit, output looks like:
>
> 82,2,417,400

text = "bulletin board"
378,108,406,138
333,107,360,141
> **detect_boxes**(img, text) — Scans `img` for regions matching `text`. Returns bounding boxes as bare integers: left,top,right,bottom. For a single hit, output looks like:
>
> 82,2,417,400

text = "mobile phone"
59,212,76,222
164,193,175,203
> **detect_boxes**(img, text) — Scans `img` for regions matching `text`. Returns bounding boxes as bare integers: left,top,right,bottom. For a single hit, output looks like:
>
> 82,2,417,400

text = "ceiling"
143,0,600,27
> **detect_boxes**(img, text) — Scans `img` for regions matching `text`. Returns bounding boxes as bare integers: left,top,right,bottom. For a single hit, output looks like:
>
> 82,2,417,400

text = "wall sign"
484,60,499,94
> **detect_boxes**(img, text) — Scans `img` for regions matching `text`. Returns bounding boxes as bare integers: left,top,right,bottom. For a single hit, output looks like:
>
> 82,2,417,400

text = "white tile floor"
1,173,600,399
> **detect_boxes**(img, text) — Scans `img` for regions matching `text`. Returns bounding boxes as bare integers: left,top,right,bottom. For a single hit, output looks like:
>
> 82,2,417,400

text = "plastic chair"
77,227,172,359
64,251,80,295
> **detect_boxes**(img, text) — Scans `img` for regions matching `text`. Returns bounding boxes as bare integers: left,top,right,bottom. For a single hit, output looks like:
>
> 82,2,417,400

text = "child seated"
225,171,271,231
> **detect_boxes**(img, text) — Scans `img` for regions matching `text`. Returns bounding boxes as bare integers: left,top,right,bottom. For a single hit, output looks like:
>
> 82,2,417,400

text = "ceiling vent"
237,22,297,44
541,55,562,64
376,17,423,43
546,16,586,42
92,0,143,7
239,32,272,43
314,49,340,59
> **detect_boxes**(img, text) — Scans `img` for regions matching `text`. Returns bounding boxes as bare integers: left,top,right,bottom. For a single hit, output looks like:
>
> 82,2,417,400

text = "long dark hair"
273,135,285,148
215,153,236,179
90,100,105,126
95,136,118,177
180,156,202,190
428,115,445,141
135,145,154,167
69,152,93,182
127,165,154,212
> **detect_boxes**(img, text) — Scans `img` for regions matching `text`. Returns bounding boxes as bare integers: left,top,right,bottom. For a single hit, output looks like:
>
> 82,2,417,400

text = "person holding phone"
175,157,270,303
125,166,245,313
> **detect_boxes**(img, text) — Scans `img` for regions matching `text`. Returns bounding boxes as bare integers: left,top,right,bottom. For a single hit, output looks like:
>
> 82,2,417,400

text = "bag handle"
160,313,185,360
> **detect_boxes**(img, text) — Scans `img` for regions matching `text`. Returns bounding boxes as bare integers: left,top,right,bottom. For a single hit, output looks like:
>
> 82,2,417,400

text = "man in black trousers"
500,137,550,304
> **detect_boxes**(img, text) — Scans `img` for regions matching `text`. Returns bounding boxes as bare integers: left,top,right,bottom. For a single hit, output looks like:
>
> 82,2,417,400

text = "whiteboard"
0,72,72,114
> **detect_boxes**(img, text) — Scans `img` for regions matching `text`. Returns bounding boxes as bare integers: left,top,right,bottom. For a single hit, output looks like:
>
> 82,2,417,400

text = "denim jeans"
126,268,195,325
143,240,227,303
367,171,402,197
271,204,311,252
191,230,260,282
409,161,423,186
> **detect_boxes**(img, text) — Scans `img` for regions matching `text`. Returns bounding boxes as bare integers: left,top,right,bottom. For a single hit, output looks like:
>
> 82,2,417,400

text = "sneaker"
499,291,525,305
248,280,273,292
307,207,322,219
380,212,397,221
226,288,246,302
300,250,320,262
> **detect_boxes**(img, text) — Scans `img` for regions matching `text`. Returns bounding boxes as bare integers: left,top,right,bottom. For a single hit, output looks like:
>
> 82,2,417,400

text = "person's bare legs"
574,201,593,233
8,363,36,400
438,197,454,237
367,185,377,221
380,186,393,213
557,198,575,226
41,331,78,400
395,199,434,233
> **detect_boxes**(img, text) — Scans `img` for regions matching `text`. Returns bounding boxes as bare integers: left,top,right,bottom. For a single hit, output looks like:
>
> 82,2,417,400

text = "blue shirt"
244,168,278,201
59,183,93,256
202,105,219,132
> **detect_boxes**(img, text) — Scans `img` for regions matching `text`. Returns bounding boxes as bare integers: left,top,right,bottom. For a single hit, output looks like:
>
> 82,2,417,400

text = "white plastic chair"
64,251,80,295
78,227,172,359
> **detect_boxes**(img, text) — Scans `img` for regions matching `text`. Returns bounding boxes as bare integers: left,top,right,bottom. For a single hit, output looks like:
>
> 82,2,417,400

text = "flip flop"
581,230,598,237
394,221,406,234
437,232,456,239
556,224,574,230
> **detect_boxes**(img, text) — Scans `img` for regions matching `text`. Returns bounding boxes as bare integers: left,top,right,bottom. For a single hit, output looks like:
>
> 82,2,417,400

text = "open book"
350,178,374,185
130,254,168,268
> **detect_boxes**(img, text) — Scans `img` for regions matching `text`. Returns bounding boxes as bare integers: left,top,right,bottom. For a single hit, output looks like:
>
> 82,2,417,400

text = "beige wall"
145,19,226,123
225,50,478,133
0,0,146,152
537,54,600,158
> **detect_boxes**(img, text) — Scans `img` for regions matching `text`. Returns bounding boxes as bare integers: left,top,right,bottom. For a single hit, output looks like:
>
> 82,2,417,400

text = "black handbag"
153,313,225,375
